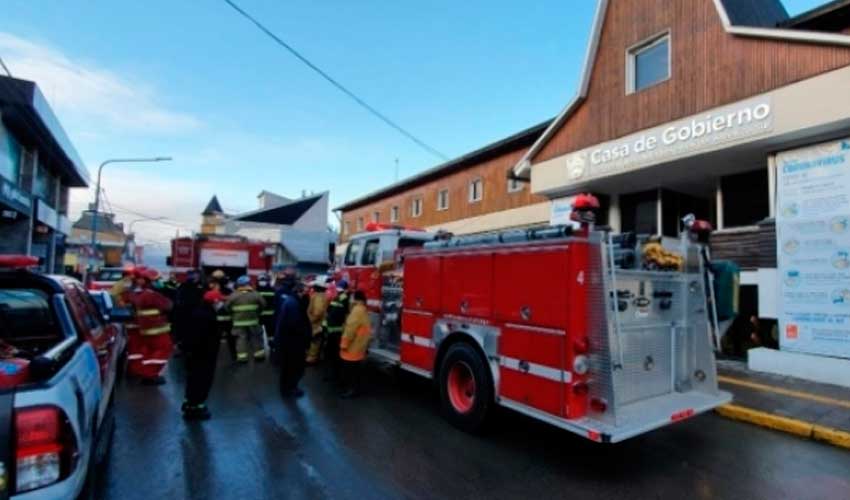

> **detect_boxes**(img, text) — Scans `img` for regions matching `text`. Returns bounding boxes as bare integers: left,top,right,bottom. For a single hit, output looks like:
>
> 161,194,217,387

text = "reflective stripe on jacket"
259,288,276,316
123,288,173,337
225,288,266,328
340,302,371,362
324,292,349,333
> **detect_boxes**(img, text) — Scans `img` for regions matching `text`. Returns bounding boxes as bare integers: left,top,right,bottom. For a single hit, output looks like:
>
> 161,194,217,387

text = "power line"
106,200,194,232
222,0,449,162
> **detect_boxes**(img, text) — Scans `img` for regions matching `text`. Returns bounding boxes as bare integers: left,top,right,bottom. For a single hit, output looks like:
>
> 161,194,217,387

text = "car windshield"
0,288,60,342
97,270,124,281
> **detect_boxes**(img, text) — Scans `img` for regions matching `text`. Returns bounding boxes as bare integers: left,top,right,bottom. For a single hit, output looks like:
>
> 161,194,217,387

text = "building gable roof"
782,0,850,31
512,0,850,179
719,0,789,27
233,193,323,225
202,195,223,215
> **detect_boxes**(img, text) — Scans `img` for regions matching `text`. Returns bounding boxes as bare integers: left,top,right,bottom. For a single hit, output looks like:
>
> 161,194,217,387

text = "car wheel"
438,341,493,433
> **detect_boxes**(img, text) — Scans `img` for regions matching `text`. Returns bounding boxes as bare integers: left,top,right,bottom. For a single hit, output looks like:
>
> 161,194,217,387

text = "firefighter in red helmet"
122,267,174,385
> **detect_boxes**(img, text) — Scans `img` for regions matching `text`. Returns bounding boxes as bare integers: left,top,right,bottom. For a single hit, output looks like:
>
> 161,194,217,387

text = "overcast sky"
2,0,826,256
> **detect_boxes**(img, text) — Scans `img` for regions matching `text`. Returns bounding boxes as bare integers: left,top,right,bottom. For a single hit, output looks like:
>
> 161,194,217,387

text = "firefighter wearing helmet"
256,273,276,341
224,275,267,362
121,267,174,385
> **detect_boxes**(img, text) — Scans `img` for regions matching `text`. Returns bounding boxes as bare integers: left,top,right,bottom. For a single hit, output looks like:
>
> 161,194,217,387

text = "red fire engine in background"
340,195,733,443
168,234,278,281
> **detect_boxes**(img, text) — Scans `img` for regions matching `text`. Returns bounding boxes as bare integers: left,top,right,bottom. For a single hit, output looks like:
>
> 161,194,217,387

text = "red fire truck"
340,199,732,443
168,234,278,281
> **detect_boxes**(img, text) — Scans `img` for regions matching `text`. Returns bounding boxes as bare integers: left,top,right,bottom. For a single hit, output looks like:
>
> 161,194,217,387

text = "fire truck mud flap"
500,390,731,443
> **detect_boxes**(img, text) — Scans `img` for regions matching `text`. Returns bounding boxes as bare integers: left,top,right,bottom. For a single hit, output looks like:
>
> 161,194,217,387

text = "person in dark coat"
274,276,312,398
177,271,221,420
173,270,201,351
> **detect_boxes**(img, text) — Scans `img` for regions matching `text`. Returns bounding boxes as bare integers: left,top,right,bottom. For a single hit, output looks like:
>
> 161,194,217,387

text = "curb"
716,404,850,450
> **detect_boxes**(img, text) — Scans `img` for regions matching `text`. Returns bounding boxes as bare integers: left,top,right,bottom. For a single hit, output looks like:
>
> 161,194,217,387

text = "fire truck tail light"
14,406,75,493
573,337,589,354
572,355,589,375
590,398,608,413
572,382,589,396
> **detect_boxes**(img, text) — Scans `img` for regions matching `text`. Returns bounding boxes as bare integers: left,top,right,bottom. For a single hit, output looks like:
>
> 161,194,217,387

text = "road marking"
716,404,850,450
718,375,850,410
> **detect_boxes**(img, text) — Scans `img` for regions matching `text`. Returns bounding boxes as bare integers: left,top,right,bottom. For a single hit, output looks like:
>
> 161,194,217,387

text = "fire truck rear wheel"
438,341,493,433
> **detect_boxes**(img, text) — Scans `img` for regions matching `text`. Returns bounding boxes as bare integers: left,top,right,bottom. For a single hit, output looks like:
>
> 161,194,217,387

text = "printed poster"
775,137,850,359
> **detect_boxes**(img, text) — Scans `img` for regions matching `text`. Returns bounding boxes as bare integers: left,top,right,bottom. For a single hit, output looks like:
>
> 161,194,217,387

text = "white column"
608,194,621,232
715,178,724,230
656,188,663,236
767,154,777,218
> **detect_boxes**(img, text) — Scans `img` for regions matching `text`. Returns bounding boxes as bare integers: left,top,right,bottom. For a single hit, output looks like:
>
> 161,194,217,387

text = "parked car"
86,267,126,292
0,255,127,499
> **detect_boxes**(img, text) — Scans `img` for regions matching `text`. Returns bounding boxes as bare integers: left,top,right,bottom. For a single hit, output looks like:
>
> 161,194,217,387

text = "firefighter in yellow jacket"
339,290,372,398
224,276,267,363
305,280,329,364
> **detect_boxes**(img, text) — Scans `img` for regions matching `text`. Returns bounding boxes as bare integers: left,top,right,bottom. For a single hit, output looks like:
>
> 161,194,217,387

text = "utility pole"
87,157,172,279
394,158,399,182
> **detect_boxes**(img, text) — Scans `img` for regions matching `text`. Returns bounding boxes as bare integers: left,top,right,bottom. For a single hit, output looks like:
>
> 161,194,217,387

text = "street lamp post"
88,157,172,275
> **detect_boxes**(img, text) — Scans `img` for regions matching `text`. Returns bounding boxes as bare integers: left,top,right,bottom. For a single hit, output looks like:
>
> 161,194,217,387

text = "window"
437,189,449,211
0,123,22,184
0,288,60,342
722,169,769,228
390,206,399,223
469,178,483,203
620,189,659,235
32,161,57,202
373,211,380,223
361,239,380,266
508,178,523,193
343,221,350,235
357,217,364,232
628,32,670,94
344,238,363,266
411,198,423,218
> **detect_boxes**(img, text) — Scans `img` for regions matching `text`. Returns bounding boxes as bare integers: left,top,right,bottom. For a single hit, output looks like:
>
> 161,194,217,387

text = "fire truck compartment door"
498,324,567,417
440,253,492,318
402,256,441,310
493,247,570,329
399,310,436,372
199,248,249,268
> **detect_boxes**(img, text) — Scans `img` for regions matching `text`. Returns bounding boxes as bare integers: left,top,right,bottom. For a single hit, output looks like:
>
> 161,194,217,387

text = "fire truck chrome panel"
499,356,571,383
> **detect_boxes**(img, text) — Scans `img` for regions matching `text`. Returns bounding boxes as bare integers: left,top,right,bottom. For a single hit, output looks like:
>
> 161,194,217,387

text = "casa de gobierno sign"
563,95,774,182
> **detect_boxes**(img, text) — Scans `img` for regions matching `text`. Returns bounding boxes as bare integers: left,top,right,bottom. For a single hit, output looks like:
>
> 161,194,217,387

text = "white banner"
776,137,850,359
199,248,249,268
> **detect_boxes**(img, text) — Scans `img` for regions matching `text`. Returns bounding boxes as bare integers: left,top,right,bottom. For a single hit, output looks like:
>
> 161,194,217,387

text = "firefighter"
305,280,329,364
257,273,277,342
322,279,350,384
274,274,311,398
225,275,267,363
211,269,236,361
339,290,372,398
122,268,174,385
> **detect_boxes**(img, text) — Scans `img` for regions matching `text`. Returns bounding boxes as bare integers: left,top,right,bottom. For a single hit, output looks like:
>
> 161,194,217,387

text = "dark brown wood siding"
710,219,777,269
535,0,850,163
341,146,546,242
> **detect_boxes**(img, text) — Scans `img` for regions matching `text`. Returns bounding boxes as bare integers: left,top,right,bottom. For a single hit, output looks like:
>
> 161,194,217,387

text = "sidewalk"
715,359,850,450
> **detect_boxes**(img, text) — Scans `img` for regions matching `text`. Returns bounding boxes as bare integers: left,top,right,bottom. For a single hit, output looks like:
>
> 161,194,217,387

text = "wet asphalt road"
99,350,850,500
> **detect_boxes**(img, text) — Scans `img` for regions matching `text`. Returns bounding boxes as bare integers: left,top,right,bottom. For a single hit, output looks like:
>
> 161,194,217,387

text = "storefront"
513,0,850,384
